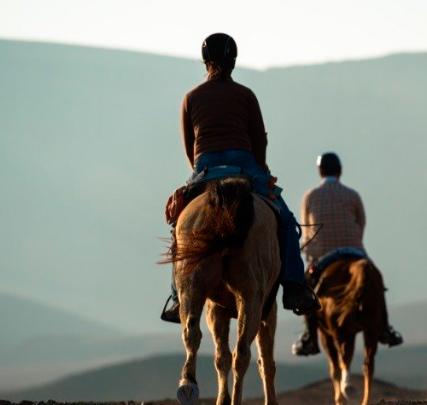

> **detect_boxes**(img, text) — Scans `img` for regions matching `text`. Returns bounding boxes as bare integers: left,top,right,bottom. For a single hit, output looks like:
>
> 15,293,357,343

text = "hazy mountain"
0,354,329,401
0,39,203,335
2,347,426,402
0,292,118,352
0,298,425,392
1,39,426,336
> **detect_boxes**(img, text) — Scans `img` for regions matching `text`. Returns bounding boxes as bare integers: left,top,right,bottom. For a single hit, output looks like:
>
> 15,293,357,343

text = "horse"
314,257,387,405
168,176,281,405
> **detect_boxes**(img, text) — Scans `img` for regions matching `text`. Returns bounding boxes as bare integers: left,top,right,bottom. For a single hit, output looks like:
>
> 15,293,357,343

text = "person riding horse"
161,33,319,323
292,152,403,356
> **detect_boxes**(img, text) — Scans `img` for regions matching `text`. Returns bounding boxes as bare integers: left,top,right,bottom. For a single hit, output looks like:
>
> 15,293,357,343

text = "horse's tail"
336,259,378,326
173,176,254,274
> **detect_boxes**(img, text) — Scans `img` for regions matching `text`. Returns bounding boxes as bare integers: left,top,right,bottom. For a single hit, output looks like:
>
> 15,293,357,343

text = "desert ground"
154,376,427,405
2,375,425,405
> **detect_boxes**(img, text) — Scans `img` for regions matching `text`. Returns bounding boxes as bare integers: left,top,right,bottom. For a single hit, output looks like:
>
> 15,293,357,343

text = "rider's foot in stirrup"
282,281,321,316
379,324,403,347
291,331,320,356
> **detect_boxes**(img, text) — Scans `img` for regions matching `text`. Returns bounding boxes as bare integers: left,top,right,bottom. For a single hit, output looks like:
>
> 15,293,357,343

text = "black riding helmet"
317,152,342,176
202,33,238,63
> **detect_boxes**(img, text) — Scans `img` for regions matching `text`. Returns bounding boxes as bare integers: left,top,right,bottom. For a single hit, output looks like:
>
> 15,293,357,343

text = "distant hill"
1,349,426,402
0,299,425,391
0,354,325,401
1,40,427,336
273,376,427,405
0,292,118,352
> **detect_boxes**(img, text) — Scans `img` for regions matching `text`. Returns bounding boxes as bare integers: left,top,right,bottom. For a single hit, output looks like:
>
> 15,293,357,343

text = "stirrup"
293,283,321,316
160,295,181,324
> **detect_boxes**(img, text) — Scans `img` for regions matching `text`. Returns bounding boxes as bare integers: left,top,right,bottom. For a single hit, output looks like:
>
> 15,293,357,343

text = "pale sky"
1,0,427,69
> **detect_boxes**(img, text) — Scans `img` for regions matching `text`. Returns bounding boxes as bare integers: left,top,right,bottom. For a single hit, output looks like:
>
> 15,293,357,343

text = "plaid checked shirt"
301,177,366,263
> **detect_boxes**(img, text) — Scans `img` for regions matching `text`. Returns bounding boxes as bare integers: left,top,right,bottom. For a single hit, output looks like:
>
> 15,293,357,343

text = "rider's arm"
247,92,268,170
355,193,366,237
300,192,310,248
181,95,195,168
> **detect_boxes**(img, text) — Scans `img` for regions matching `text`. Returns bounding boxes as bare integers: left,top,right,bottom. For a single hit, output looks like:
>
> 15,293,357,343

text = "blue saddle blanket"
190,165,283,203
316,247,367,273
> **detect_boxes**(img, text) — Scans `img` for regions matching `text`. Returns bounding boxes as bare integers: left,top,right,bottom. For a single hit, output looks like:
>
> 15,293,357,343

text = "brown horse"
169,176,280,405
314,257,387,405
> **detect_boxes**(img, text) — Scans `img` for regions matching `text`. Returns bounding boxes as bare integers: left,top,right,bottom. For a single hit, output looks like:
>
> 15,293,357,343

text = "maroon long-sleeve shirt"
181,76,268,169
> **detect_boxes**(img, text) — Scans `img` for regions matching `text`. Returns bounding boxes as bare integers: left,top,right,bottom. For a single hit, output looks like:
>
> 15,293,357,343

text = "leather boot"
282,280,321,315
379,324,403,347
291,313,320,356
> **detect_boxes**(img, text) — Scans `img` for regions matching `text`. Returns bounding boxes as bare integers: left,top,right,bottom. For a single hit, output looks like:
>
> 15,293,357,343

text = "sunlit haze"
1,0,427,69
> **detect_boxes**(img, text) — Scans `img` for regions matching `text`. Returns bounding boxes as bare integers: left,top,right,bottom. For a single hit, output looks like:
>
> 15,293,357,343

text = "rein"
299,223,324,251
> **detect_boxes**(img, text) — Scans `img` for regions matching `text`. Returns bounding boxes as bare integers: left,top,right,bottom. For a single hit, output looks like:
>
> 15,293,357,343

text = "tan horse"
314,257,387,405
169,176,280,405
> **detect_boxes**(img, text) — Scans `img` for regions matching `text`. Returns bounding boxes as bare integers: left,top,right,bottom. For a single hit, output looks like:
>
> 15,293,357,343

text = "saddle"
306,247,367,287
165,165,280,225
164,165,284,321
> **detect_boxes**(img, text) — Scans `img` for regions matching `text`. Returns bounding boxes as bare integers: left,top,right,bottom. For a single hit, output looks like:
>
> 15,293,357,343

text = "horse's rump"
316,258,385,328
173,175,280,316
171,176,255,274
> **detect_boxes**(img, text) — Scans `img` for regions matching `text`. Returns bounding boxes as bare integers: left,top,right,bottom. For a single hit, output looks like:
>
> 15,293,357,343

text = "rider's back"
302,179,366,260
182,77,266,166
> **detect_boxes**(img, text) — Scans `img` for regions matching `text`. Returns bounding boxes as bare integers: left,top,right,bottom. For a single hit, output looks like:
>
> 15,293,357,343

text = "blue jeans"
170,150,305,302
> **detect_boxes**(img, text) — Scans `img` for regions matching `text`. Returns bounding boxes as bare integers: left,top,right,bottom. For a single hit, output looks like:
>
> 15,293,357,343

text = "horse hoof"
177,382,199,405
342,383,356,400
344,384,356,398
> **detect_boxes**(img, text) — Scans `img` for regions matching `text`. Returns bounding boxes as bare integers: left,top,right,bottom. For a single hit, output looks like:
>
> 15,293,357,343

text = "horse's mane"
166,176,254,274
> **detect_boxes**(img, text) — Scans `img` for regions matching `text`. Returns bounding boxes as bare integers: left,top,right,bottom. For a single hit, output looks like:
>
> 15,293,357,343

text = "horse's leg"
231,300,262,405
255,302,278,405
339,334,356,400
176,266,206,405
358,265,383,405
206,301,232,405
320,332,344,405
361,331,378,405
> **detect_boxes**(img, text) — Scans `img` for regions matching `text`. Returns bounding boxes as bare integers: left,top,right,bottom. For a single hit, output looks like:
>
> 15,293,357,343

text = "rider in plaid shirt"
292,152,403,356
301,172,366,263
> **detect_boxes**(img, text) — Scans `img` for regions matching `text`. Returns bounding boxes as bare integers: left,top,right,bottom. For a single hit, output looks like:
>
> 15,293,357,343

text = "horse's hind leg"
255,303,278,405
340,335,356,400
361,333,378,405
232,301,262,405
206,301,232,405
359,264,382,405
320,333,344,405
177,272,205,405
